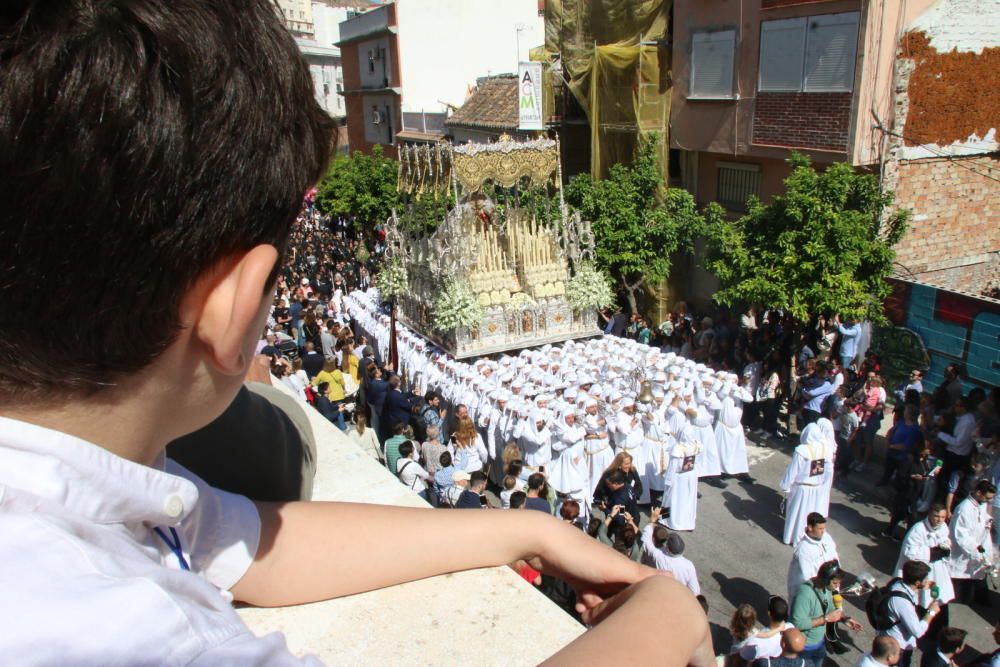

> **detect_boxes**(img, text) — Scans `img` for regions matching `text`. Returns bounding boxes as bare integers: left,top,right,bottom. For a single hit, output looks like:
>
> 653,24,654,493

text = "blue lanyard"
153,526,190,572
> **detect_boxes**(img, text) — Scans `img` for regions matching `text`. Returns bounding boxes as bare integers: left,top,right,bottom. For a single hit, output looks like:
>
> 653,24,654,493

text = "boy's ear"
192,244,278,376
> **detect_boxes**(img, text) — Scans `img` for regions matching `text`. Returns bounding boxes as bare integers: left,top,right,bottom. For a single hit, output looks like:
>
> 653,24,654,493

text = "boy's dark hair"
439,451,452,467
527,473,546,491
0,0,334,400
509,491,527,509
767,596,789,623
806,513,826,527
938,627,967,654
606,469,627,486
901,560,931,585
469,471,487,488
398,440,414,458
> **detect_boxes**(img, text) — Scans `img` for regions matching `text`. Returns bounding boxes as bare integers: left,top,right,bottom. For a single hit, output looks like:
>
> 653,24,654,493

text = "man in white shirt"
937,398,978,479
855,636,900,667
948,480,997,605
880,561,941,667
643,508,700,595
787,512,839,604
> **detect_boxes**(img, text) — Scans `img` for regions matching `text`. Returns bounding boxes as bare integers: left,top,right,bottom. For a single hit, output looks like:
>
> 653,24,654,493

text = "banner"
518,62,544,131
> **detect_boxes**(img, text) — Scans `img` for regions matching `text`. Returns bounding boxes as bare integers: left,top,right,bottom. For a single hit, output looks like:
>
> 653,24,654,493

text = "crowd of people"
259,213,1000,667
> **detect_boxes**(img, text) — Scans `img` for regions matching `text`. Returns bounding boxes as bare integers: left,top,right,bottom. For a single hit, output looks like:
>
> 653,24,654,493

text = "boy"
0,1,711,665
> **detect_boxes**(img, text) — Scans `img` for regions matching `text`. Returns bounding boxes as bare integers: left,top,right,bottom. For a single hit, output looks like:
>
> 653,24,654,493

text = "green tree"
564,134,702,313
314,146,398,237
702,153,908,323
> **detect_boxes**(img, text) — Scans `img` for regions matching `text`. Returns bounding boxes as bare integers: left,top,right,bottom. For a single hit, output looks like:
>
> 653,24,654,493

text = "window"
717,162,760,212
759,12,859,93
368,50,375,73
690,29,735,99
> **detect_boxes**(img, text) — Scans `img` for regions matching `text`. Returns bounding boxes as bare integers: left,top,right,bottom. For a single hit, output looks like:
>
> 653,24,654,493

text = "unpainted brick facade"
892,155,1000,283
752,92,852,152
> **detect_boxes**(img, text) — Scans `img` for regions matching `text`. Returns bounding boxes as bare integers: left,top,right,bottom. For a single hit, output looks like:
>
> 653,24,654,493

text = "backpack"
865,578,910,631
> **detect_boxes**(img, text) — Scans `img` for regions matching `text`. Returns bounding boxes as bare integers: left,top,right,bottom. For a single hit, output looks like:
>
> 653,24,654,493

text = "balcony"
338,5,396,45
237,379,583,665
284,19,314,37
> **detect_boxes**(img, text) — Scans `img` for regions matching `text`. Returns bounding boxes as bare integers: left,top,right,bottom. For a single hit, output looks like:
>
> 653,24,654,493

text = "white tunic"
583,412,614,493
518,422,552,469
714,388,752,475
662,428,700,531
948,497,995,580
895,519,955,605
780,440,834,545
641,416,675,497
549,421,588,498
691,405,721,478
787,532,839,602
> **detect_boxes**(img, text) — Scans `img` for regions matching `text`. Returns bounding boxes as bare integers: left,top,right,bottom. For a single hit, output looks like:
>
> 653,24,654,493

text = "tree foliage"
564,134,703,311
703,153,908,323
314,146,398,235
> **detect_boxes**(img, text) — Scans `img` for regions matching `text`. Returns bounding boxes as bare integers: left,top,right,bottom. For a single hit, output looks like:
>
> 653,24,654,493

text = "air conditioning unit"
372,110,383,125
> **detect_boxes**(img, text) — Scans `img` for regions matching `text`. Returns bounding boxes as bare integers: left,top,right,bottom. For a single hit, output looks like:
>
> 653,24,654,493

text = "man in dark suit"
919,627,966,667
300,341,324,380
366,365,390,440
358,345,375,409
383,375,415,431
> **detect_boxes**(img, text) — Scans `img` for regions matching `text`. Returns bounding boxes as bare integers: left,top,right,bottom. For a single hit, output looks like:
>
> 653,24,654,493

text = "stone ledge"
237,379,584,665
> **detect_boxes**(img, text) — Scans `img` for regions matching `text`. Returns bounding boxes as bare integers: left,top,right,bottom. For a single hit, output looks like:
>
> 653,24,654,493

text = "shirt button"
163,495,185,519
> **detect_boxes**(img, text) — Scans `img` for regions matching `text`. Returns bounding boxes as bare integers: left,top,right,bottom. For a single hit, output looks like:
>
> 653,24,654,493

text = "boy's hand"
524,517,669,620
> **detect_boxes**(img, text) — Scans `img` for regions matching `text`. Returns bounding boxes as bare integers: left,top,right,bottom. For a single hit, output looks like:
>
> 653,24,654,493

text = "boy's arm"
232,501,653,614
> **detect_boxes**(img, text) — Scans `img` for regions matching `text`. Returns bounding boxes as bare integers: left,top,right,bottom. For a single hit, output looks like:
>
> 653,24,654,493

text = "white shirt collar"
0,416,199,528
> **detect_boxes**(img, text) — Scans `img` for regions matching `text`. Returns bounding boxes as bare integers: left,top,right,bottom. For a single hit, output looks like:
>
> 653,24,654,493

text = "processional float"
384,136,603,359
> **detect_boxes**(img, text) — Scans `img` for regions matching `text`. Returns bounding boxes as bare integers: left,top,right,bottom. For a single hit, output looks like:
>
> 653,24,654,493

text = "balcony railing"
236,378,583,665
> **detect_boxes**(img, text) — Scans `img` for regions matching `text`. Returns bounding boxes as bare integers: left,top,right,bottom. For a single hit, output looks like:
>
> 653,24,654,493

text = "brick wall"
884,279,1000,393
752,92,852,152
892,154,1000,279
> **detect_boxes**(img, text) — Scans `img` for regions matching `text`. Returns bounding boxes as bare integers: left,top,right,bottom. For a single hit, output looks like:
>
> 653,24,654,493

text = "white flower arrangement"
565,263,615,312
375,260,408,299
431,280,485,334
505,291,536,311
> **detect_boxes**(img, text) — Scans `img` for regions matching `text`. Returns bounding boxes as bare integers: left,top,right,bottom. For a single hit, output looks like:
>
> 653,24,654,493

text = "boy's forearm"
232,501,552,607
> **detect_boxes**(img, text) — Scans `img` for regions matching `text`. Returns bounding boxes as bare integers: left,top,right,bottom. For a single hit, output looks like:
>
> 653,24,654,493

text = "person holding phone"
454,471,489,509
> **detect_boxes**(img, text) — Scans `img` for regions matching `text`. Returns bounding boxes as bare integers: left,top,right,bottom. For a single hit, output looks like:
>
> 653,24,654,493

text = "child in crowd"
0,2,711,664
500,474,522,509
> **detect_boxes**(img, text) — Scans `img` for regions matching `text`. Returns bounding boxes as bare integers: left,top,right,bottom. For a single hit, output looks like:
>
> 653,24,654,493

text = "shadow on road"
722,481,787,544
711,572,774,614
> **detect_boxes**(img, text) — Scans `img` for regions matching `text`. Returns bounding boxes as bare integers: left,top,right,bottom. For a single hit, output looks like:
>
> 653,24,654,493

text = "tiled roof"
445,74,519,131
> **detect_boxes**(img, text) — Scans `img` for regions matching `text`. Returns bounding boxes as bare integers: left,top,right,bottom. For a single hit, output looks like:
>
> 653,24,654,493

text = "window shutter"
759,18,806,92
804,12,859,92
717,162,761,212
691,30,735,98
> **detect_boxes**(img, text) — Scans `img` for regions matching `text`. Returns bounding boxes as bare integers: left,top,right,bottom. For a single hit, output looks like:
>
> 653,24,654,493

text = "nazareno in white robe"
715,387,753,475
779,439,834,545
549,420,589,503
691,404,721,478
662,426,700,531
895,519,956,605
641,415,674,500
583,412,614,493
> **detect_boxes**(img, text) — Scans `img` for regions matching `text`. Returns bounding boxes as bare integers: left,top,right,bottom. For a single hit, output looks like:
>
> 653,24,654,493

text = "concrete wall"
394,0,543,114
884,278,1000,393
238,379,584,665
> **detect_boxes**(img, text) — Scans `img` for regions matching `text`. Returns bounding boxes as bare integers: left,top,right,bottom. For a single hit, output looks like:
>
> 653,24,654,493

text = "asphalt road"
679,432,998,665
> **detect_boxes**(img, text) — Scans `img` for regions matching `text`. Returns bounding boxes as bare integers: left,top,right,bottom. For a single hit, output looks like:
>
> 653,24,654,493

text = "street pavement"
681,431,998,665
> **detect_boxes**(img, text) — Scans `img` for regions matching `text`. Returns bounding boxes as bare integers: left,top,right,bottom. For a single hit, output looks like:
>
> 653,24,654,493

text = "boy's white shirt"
0,416,320,665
